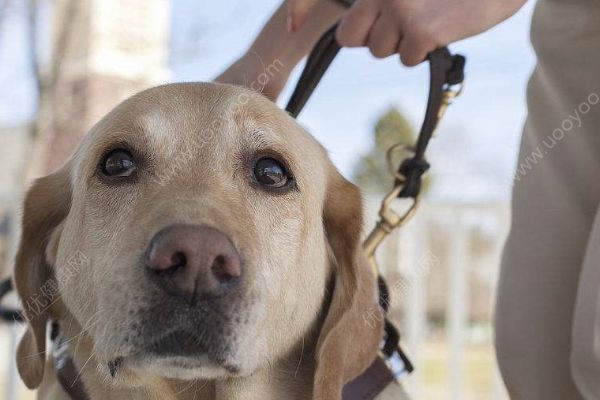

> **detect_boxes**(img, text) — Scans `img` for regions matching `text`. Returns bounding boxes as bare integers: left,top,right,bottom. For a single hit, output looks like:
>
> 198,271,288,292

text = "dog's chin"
122,329,244,380
129,355,235,380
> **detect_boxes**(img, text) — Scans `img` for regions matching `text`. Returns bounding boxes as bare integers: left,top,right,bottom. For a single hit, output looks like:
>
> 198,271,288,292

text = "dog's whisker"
294,336,305,378
22,349,49,359
174,379,197,396
71,311,103,359
63,316,100,347
72,351,96,387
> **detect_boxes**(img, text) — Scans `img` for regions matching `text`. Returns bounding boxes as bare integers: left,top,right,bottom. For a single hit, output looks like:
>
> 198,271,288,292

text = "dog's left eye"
253,157,291,189
101,149,136,177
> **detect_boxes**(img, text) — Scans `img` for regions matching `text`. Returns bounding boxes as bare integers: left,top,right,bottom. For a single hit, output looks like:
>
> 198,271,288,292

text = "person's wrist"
248,36,304,75
216,52,292,101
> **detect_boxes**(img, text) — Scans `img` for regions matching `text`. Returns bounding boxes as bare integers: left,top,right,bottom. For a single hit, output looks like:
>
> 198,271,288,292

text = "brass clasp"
363,186,419,277
362,81,462,279
437,83,464,120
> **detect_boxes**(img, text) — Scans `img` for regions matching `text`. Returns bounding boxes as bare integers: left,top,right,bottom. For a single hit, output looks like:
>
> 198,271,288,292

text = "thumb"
287,0,319,31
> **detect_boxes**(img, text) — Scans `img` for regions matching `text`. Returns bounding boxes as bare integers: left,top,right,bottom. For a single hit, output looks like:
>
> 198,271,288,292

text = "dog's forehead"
82,83,323,157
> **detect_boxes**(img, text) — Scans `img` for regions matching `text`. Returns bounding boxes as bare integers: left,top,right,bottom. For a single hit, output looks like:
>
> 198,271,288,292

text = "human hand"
288,0,527,66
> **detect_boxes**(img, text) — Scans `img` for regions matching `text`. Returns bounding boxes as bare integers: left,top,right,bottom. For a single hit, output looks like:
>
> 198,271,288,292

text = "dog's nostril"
212,255,234,283
156,251,186,276
147,250,187,275
210,256,233,283
171,251,187,270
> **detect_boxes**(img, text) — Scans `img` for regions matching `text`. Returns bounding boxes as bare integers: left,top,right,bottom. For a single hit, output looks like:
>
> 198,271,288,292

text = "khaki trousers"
495,0,600,399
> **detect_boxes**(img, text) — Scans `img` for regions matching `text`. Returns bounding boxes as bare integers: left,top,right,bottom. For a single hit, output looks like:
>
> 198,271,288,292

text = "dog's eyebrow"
96,109,183,160
241,129,290,158
245,129,276,149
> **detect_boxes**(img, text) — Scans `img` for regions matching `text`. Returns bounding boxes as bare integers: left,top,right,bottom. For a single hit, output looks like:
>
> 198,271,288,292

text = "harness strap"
0,278,22,322
342,357,395,400
52,324,90,400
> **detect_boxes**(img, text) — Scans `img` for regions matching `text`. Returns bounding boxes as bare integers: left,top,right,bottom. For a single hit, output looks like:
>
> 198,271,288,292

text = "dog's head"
14,83,383,398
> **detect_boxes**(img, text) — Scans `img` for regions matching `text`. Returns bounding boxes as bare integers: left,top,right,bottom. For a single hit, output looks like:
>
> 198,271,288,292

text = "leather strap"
397,48,465,198
342,357,395,400
56,359,89,400
285,23,341,118
0,278,23,322
53,326,90,400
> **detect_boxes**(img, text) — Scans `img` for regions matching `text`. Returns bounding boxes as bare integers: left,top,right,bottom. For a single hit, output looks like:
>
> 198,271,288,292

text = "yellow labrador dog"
13,83,404,399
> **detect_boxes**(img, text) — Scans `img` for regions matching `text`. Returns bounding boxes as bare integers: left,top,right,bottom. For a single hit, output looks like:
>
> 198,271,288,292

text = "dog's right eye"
253,157,292,189
101,149,136,177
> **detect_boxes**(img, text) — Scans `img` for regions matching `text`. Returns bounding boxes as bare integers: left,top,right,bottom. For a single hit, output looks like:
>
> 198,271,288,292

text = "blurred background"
0,0,536,398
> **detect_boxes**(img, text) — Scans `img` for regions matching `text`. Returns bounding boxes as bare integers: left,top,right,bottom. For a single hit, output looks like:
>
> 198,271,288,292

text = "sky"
0,0,537,203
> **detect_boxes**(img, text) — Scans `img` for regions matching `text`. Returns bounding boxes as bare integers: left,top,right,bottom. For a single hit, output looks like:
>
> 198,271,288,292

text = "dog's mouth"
109,280,258,379
145,329,208,357
115,327,241,379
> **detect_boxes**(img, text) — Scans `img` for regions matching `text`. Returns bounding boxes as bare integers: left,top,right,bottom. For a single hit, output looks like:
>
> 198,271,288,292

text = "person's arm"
215,0,346,101
289,0,529,66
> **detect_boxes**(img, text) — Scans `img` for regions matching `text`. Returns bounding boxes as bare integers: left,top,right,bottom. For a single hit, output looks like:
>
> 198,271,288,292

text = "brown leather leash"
285,22,465,400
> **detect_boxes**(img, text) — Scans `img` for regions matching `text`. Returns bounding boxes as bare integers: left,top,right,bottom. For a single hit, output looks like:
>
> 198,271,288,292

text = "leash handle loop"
397,48,465,198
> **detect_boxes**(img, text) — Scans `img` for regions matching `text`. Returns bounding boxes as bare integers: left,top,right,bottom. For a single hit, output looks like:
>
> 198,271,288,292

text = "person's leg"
495,1,600,398
572,210,600,399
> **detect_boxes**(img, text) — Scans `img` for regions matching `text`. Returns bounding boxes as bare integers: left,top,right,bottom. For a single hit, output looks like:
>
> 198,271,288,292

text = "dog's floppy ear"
313,168,384,400
13,167,71,389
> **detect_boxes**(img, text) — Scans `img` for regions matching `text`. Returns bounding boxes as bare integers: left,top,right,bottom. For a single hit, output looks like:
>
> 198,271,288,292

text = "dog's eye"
253,157,290,188
101,149,136,177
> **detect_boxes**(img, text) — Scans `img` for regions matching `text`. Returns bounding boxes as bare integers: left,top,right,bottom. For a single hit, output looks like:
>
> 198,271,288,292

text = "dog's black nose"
145,224,241,303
